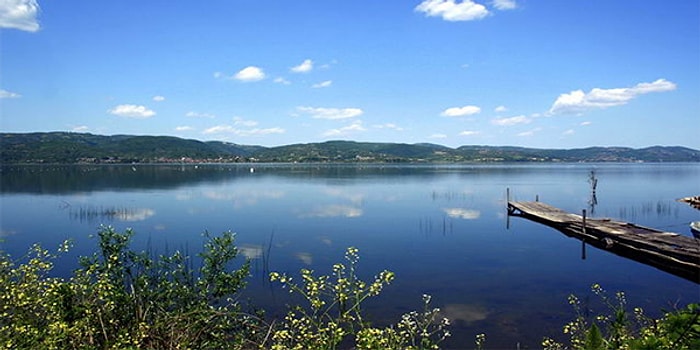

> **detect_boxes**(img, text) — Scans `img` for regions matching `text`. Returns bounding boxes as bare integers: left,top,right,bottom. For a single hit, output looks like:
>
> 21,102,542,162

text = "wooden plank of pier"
508,201,700,283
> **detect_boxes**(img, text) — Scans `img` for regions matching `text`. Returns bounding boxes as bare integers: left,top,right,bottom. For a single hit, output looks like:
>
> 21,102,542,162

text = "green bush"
1,227,697,349
543,283,700,350
0,226,261,349
267,247,451,349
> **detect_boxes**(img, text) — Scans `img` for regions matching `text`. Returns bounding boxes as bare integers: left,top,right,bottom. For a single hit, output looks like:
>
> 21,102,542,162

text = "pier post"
581,209,587,260
506,188,511,229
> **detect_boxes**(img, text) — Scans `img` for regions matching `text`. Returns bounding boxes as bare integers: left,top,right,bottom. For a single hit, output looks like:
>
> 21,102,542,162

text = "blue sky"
1,0,699,149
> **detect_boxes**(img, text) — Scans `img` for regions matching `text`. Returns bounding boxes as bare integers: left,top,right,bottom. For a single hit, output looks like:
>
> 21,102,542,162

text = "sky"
1,0,699,149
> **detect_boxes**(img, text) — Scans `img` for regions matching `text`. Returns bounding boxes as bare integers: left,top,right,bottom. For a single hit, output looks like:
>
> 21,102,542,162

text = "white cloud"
0,0,39,32
632,79,678,94
239,127,285,136
562,129,575,136
373,123,404,131
494,105,508,113
108,104,156,119
517,127,542,137
441,105,481,117
459,130,480,136
72,125,89,132
0,89,21,98
234,66,266,82
297,106,364,120
492,0,517,10
430,133,448,139
291,59,313,73
203,125,284,136
152,95,165,102
491,115,530,126
319,59,338,70
443,208,481,219
186,111,215,118
580,121,592,126
415,0,489,22
312,80,333,88
549,78,676,114
322,120,366,137
202,125,232,134
175,126,193,131
274,77,291,85
233,116,258,127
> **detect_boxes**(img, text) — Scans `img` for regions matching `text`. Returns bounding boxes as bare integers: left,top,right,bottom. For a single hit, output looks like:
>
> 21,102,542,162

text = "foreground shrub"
2,227,697,349
268,247,451,349
0,241,72,349
0,230,454,350
0,226,261,349
543,283,700,350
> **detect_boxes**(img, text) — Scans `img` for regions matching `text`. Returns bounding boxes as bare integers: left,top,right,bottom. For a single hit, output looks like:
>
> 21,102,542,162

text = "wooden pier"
507,201,700,283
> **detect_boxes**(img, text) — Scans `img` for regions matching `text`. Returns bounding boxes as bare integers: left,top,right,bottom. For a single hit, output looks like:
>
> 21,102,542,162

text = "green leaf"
585,323,605,350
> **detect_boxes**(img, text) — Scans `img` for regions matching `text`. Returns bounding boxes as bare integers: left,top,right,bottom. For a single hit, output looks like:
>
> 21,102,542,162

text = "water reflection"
324,188,365,205
0,229,16,238
295,252,313,265
418,217,454,235
443,208,481,220
432,190,475,202
615,201,680,221
239,244,264,260
588,169,599,215
299,205,363,218
439,303,490,325
11,163,695,194
67,206,155,223
0,164,252,194
2,163,699,348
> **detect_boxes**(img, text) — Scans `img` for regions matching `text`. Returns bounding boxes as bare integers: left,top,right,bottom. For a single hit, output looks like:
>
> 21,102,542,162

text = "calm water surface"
1,163,699,348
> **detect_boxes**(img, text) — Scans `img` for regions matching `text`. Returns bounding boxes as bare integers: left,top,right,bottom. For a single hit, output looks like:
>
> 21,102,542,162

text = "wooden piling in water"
507,200,700,283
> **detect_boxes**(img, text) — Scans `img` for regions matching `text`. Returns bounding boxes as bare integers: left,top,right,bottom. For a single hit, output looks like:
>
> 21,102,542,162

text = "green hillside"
1,132,699,164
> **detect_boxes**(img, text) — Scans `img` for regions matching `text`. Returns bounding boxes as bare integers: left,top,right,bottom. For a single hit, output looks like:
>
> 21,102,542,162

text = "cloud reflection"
296,252,313,265
323,188,365,205
443,208,481,220
239,244,263,259
301,205,363,218
115,208,156,222
68,206,155,223
0,229,17,237
202,189,285,208
320,236,333,246
439,303,489,324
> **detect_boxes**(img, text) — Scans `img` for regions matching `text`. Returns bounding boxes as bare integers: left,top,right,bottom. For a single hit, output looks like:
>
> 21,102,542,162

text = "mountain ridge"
1,132,699,164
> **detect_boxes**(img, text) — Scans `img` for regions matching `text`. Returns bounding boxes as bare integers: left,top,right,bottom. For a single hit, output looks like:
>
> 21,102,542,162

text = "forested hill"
1,132,699,164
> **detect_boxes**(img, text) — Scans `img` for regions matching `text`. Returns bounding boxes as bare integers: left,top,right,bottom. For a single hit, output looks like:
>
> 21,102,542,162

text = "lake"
1,163,698,348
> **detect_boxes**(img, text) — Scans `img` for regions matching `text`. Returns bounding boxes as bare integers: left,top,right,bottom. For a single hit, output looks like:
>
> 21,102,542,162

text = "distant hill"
1,132,699,164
